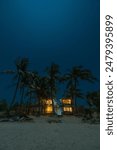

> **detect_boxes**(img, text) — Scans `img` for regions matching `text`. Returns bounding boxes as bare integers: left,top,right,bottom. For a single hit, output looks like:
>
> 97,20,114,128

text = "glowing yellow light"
46,99,52,105
46,106,53,113
63,107,72,112
62,99,72,104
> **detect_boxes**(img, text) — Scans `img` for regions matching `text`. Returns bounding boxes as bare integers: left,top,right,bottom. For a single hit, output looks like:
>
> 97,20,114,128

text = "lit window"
62,99,71,104
45,106,53,113
46,99,52,105
63,107,72,112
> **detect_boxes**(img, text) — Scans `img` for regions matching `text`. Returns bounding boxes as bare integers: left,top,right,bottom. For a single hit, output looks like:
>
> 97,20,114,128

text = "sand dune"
0,116,100,150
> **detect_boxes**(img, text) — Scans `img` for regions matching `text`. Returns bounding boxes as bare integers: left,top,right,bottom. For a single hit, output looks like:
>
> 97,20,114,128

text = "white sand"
0,116,100,150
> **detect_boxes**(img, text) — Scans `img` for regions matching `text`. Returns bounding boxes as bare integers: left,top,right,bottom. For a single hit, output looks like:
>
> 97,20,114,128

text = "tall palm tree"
36,76,51,115
63,66,96,113
64,84,84,101
46,63,60,114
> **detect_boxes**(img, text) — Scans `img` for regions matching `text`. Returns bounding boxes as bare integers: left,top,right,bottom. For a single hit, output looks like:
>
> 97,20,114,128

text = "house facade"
22,98,73,115
41,98,73,115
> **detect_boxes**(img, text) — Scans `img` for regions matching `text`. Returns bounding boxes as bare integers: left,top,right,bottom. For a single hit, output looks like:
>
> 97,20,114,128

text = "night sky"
0,0,100,104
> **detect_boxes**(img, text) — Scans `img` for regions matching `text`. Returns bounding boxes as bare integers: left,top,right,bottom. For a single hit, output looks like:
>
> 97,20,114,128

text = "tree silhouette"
10,57,29,111
62,66,96,113
46,63,60,114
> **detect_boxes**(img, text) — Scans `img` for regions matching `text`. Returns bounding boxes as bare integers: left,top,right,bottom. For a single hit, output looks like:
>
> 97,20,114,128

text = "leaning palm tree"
45,63,60,114
23,71,41,115
9,57,29,111
18,71,31,113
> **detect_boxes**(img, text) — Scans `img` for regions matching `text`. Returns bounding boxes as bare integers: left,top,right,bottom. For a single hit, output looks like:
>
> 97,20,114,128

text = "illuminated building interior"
46,99,52,105
43,99,53,113
62,99,72,104
62,99,73,113
45,106,53,113
63,107,73,112
41,98,73,114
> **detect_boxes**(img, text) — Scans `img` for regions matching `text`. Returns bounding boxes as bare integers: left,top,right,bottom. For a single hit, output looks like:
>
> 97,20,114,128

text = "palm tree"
36,76,51,115
25,72,50,115
10,57,29,111
24,71,41,115
63,66,96,113
64,84,84,101
18,71,31,113
46,63,60,114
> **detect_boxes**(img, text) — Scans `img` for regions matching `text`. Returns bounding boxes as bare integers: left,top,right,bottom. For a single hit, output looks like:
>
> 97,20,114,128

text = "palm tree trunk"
19,87,25,113
38,98,41,116
50,75,55,115
50,85,55,115
27,90,32,114
37,94,41,116
9,75,20,111
74,78,77,114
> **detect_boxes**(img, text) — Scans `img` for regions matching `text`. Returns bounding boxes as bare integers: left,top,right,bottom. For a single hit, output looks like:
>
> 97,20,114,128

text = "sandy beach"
0,116,100,150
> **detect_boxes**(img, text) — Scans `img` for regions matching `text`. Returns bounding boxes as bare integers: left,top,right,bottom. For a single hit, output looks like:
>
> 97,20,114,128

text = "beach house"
27,98,73,115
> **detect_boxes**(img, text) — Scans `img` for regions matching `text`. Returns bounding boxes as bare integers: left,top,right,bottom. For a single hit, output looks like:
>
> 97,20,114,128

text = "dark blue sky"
0,0,100,103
